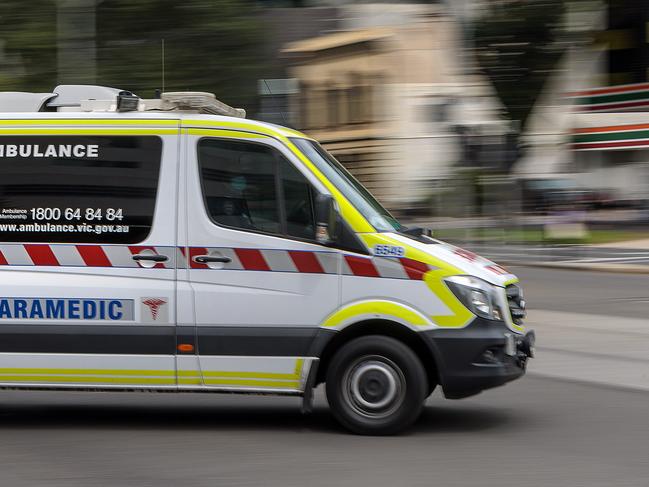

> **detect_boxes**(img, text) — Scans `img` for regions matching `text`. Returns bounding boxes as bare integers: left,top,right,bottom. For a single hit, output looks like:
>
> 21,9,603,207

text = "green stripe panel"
573,130,649,144
575,91,649,106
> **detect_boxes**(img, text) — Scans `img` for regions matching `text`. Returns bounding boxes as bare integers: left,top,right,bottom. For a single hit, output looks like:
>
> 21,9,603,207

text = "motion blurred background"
2,0,649,249
1,3,649,485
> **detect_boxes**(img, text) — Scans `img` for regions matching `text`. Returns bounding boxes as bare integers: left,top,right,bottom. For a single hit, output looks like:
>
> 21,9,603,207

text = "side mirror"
315,194,338,245
402,226,433,238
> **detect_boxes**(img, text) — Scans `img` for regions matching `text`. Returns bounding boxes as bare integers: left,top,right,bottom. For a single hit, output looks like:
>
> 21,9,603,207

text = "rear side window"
0,136,162,243
198,138,316,240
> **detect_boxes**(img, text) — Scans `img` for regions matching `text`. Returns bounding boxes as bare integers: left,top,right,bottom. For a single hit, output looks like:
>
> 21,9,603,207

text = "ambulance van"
0,86,534,434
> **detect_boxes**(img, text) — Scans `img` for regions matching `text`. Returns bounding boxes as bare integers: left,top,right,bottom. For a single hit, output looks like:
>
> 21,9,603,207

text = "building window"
327,89,339,127
349,85,362,123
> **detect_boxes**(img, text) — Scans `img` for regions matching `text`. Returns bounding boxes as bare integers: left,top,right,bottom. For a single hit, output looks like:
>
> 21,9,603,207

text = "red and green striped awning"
567,83,649,112
572,123,649,150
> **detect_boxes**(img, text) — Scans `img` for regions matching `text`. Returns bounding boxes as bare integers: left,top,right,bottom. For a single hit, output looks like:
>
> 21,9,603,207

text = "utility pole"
56,0,99,85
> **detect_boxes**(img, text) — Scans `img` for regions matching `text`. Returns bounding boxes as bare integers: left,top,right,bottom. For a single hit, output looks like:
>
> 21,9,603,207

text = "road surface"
0,267,646,487
468,243,649,266
513,266,648,319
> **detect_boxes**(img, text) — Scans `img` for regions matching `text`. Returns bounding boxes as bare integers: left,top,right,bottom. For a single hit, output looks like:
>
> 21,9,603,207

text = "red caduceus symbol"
142,298,167,321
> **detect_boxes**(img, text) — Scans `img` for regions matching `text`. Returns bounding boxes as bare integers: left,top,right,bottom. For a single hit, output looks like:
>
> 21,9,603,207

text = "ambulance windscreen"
290,138,401,233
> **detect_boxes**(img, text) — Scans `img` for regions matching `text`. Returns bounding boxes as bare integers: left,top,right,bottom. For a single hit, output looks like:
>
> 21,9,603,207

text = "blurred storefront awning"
282,28,392,56
566,82,649,112
571,112,649,151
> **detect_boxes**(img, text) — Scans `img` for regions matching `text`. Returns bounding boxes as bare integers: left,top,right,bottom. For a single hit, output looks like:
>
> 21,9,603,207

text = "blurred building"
281,4,506,212
257,6,340,124
517,0,649,205
569,0,649,203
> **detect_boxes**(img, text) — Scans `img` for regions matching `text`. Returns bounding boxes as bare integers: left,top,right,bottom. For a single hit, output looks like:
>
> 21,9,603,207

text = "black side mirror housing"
315,194,338,245
402,226,433,238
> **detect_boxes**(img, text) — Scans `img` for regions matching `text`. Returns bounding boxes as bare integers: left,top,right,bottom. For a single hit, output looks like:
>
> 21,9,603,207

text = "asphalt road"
468,243,649,266
0,267,646,487
0,377,647,487
511,265,649,319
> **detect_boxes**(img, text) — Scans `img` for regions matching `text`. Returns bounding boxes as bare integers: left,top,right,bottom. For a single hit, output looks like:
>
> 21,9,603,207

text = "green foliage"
97,0,266,108
473,0,567,128
0,0,267,110
0,0,57,91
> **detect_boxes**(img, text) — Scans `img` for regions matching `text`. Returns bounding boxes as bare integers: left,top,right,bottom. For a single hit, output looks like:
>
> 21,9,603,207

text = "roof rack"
0,85,246,118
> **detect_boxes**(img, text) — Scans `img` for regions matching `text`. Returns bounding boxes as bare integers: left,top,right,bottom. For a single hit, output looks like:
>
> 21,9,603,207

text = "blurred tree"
0,0,267,110
473,0,570,170
97,0,266,108
0,0,57,91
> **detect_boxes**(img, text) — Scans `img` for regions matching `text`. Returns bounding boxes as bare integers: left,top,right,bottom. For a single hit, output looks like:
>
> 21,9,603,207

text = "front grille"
506,284,526,325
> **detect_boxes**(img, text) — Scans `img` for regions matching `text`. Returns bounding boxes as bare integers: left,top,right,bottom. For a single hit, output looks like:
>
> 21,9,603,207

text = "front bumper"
423,318,535,399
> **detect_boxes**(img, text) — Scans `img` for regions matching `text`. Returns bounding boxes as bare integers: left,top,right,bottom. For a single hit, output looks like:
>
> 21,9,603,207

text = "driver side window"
282,160,316,240
198,138,316,241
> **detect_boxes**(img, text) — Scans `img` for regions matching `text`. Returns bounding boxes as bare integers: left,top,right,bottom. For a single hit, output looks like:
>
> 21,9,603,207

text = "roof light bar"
0,86,246,118
161,92,246,118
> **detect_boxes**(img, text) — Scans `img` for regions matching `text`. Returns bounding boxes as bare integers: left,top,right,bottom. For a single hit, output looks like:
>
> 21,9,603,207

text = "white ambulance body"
0,86,533,434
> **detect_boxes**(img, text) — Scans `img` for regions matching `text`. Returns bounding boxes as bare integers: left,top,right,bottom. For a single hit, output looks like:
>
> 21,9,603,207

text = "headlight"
445,275,503,321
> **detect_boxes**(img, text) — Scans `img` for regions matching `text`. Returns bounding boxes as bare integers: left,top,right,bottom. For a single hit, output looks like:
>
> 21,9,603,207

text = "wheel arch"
311,319,441,393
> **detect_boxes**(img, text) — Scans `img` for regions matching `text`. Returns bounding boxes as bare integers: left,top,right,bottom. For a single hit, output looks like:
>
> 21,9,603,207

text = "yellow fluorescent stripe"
193,358,304,380
0,128,176,136
358,233,476,328
0,375,299,389
183,119,306,139
202,378,300,388
177,370,200,377
323,301,430,328
503,278,520,287
283,138,375,233
0,364,305,380
510,323,525,333
277,126,306,138
0,375,175,385
177,378,299,388
177,377,300,385
204,371,301,380
294,358,304,376
185,128,268,138
359,233,456,270
0,368,175,376
0,119,178,126
425,269,476,328
182,119,282,138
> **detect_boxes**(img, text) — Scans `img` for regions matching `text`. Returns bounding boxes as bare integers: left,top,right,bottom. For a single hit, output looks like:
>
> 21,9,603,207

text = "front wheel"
325,335,427,435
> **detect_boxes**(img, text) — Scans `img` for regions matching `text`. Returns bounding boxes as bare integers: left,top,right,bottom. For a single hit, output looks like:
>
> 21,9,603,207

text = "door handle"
132,253,169,262
192,255,232,264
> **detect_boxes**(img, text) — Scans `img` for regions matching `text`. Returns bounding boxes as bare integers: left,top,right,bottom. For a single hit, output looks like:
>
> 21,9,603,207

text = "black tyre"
325,335,427,435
